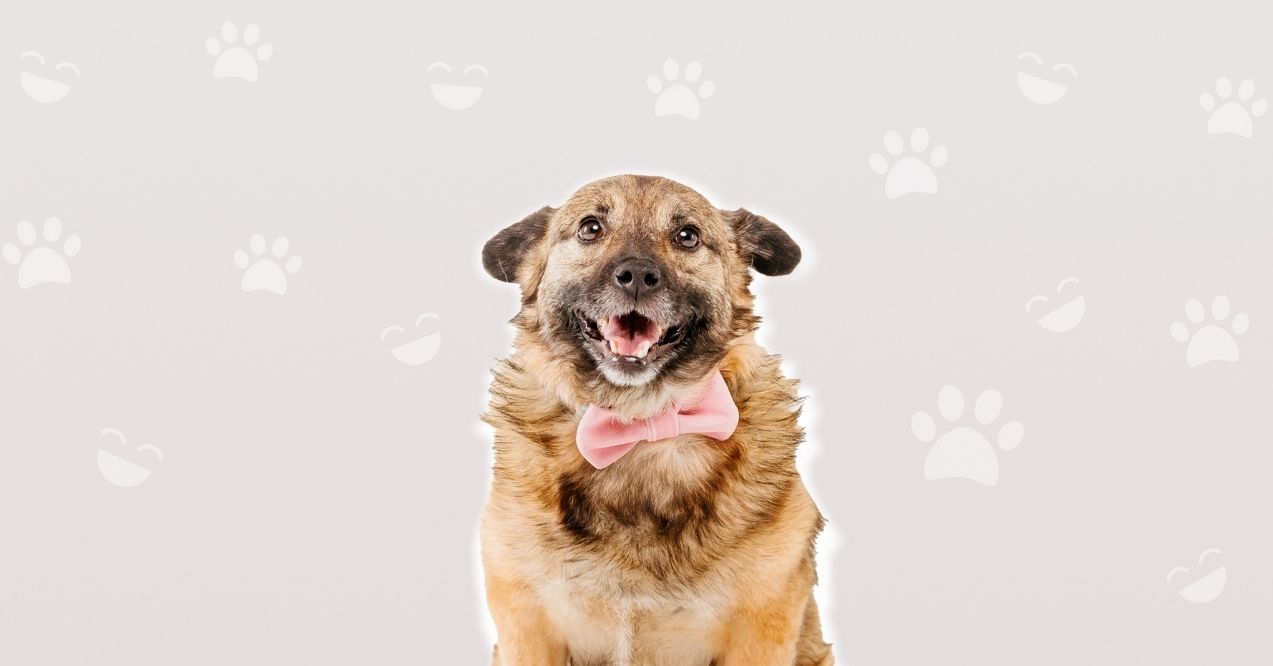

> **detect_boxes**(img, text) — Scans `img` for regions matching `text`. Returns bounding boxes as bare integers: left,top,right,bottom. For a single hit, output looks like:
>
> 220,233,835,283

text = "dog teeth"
634,341,652,358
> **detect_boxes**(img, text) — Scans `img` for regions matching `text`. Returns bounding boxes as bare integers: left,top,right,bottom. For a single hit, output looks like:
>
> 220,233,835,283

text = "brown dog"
480,175,832,665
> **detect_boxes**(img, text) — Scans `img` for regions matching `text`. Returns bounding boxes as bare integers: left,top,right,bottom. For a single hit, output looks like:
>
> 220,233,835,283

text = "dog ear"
482,207,554,283
724,208,801,276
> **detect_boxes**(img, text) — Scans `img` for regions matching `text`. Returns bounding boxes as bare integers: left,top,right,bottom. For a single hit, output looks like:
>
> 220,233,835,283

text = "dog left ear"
482,206,555,283
724,208,801,276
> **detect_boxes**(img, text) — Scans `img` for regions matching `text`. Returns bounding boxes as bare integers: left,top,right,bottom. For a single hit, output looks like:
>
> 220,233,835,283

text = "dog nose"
613,258,662,299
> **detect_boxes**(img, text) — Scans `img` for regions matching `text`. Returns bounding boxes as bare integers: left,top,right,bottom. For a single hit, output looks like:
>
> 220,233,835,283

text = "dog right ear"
482,206,554,283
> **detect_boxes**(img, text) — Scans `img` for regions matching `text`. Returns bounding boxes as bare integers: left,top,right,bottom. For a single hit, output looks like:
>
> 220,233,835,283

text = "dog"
480,175,832,665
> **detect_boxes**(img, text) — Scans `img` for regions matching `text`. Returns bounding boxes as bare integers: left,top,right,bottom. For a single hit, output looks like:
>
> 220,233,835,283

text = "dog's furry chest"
552,435,753,575
485,438,743,664
539,562,725,666
481,352,815,664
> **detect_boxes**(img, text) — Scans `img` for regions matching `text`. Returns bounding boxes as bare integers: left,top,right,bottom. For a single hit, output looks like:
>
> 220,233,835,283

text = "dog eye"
578,217,604,242
674,225,700,249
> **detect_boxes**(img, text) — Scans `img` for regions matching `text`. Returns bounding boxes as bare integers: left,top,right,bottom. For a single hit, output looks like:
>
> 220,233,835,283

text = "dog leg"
717,558,835,666
794,594,834,666
715,582,809,666
486,573,567,666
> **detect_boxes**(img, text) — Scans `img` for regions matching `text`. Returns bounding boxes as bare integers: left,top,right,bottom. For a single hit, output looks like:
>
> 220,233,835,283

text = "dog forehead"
554,175,725,233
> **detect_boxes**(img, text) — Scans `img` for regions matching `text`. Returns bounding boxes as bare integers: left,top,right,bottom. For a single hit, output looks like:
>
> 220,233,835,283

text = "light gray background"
2,1,1270,664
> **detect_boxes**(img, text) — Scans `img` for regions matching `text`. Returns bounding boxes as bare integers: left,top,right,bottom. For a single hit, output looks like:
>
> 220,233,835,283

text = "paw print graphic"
1200,77,1267,138
1166,548,1227,604
2,218,82,289
1170,296,1248,367
647,59,715,120
206,22,273,82
911,385,1024,487
869,127,948,199
233,234,301,295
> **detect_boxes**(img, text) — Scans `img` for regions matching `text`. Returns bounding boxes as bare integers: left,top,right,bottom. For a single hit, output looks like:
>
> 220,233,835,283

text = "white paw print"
1200,77,1267,138
234,234,301,295
869,127,948,199
206,22,273,82
2,218,82,289
911,386,1024,487
647,59,715,120
1170,296,1248,368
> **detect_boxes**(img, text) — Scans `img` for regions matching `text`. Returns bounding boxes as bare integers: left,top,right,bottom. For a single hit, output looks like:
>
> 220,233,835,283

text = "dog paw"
797,648,835,666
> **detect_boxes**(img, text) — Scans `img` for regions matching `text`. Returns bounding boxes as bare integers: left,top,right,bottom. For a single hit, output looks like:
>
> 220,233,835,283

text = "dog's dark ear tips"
727,208,801,276
482,207,554,283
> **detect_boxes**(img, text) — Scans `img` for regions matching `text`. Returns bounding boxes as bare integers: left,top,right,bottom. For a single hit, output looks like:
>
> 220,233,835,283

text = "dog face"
483,175,800,392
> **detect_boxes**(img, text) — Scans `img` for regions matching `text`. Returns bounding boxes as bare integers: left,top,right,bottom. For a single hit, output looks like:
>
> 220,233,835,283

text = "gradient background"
2,1,1270,664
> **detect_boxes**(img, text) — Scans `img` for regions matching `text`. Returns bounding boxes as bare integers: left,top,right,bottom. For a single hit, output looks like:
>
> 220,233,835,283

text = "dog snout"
612,257,663,301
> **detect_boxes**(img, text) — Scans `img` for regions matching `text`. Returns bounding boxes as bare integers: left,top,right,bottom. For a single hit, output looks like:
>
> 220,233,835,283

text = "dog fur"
480,175,832,665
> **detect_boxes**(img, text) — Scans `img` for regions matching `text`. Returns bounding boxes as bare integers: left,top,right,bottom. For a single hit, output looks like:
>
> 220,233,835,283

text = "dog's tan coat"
481,175,832,665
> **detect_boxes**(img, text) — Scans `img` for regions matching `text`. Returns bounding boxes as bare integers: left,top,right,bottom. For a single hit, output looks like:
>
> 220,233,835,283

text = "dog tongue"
600,314,659,356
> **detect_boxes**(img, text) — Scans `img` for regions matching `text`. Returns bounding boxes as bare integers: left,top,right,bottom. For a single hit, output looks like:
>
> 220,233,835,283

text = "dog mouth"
578,310,689,369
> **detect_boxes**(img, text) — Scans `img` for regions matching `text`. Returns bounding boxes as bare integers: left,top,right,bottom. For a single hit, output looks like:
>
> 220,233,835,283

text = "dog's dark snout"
613,257,662,299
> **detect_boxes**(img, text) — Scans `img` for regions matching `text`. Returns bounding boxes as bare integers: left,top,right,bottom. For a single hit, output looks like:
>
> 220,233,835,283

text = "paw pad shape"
911,385,1023,487
1170,296,1248,367
234,234,301,295
2,218,81,289
647,59,715,120
1200,77,1267,138
869,127,948,199
206,22,273,82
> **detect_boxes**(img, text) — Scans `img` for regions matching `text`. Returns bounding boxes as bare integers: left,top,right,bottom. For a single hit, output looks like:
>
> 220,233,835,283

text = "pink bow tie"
575,370,740,469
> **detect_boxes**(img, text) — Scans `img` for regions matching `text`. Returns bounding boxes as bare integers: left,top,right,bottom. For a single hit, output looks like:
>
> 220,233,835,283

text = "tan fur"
481,175,832,665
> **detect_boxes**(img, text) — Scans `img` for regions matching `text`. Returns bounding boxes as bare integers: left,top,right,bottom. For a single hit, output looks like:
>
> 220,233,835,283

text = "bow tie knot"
643,410,680,443
575,370,739,469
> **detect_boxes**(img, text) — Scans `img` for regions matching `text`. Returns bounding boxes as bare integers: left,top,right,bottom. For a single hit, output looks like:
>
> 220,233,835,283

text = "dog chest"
538,563,724,666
